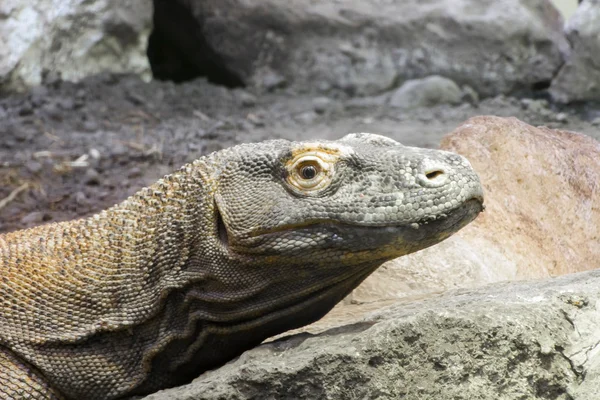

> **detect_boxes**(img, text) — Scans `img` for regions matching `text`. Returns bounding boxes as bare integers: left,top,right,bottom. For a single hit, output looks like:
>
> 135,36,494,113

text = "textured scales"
0,133,484,399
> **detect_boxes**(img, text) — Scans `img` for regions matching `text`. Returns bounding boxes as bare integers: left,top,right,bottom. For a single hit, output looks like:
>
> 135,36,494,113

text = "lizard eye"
299,163,319,180
286,154,334,193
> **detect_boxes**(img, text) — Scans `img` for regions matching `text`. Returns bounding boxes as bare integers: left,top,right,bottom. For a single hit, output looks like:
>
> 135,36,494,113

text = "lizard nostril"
425,170,444,180
418,166,448,187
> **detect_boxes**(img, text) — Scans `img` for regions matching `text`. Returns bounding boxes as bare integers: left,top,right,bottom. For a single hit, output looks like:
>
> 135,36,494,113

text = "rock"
140,269,600,400
82,120,99,132
550,0,600,103
74,191,88,205
24,160,42,174
0,0,152,93
294,111,318,125
235,90,258,107
554,112,568,123
389,75,463,109
127,167,143,179
261,70,287,91
460,85,479,105
353,116,600,303
521,98,550,114
84,168,100,185
20,211,50,225
312,96,333,114
151,0,568,97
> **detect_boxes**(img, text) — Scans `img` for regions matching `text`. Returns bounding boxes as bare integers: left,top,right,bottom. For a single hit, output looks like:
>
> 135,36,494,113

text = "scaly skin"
0,133,483,399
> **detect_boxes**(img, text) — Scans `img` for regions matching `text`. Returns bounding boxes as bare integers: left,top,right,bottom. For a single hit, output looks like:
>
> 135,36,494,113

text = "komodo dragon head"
210,132,483,265
193,132,484,337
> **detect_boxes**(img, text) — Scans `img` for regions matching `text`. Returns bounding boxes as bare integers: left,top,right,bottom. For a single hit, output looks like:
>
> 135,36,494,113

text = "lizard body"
0,133,483,399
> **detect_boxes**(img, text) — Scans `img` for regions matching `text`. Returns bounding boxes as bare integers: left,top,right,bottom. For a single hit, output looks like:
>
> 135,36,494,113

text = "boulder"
0,0,152,93
388,75,463,109
353,116,600,303
150,0,568,97
550,0,600,103
140,269,600,400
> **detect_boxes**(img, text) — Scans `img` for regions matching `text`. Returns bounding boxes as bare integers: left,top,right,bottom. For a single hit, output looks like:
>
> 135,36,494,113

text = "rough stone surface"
139,269,600,400
151,0,568,97
550,0,600,103
389,75,462,109
354,116,600,302
0,0,152,93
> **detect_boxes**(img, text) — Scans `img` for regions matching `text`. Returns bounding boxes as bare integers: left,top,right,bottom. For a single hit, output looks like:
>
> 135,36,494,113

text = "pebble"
21,212,50,225
85,168,101,185
82,120,98,132
554,113,568,123
312,97,332,114
29,86,48,106
44,103,63,121
89,148,101,160
25,161,42,174
58,98,75,111
520,98,549,114
262,71,286,91
18,102,33,116
74,191,88,205
461,85,479,105
237,91,257,107
128,167,143,179
295,111,318,125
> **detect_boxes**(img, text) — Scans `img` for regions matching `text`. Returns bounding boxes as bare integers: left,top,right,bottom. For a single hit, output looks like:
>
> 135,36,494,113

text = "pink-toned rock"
352,116,600,303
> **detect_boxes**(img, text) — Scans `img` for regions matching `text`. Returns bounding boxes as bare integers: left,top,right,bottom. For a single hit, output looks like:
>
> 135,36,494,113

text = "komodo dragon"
0,133,484,399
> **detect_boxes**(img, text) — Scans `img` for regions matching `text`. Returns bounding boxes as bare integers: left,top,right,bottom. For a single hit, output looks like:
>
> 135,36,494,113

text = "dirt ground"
1,73,599,234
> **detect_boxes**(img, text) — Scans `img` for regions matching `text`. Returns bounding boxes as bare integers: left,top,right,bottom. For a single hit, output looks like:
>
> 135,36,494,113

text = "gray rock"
261,70,287,91
460,85,479,105
550,0,600,103
25,160,42,174
389,75,463,109
294,111,318,125
312,96,333,114
555,112,568,123
235,90,258,107
20,211,49,225
74,191,88,205
0,0,152,93
84,168,100,185
140,269,600,400
160,0,568,97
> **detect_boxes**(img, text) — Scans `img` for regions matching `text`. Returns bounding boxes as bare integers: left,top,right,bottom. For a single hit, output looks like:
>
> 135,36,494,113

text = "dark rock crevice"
147,0,244,87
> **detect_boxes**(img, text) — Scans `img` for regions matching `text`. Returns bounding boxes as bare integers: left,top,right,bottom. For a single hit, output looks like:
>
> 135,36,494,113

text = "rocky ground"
1,73,599,235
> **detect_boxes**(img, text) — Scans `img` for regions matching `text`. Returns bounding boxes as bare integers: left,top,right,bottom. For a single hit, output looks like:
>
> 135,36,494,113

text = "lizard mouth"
230,197,483,257
246,197,484,238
